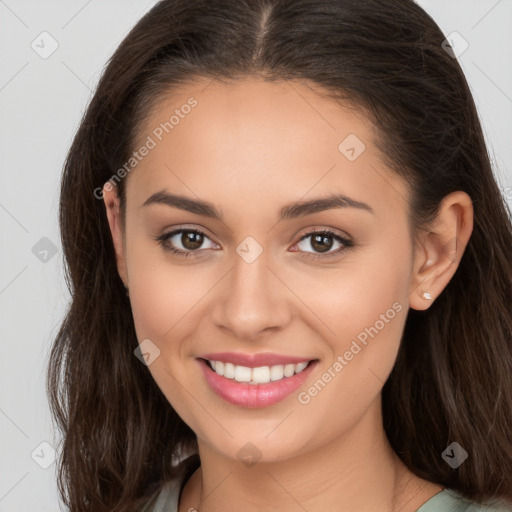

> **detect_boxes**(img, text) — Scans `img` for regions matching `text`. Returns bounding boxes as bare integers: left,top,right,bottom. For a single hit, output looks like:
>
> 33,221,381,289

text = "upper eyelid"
297,228,350,241
164,227,218,243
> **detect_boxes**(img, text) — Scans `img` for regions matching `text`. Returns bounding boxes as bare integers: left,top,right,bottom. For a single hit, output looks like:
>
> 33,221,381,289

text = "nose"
210,251,292,342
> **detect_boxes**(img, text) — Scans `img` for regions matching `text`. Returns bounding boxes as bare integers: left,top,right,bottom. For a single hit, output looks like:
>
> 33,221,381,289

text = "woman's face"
105,77,419,463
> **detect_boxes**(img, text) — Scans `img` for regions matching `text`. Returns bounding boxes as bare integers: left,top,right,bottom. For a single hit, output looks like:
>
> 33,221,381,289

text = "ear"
409,191,473,311
102,181,128,288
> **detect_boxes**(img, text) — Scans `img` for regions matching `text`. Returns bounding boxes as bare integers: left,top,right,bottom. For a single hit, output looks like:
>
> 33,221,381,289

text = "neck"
179,399,442,512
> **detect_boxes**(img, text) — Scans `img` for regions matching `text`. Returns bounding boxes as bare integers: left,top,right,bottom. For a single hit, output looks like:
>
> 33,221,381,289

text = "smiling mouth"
197,356,320,408
201,358,317,385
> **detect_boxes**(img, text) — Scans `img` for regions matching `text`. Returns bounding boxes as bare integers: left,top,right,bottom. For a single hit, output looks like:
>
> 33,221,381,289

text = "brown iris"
181,231,204,250
309,233,334,253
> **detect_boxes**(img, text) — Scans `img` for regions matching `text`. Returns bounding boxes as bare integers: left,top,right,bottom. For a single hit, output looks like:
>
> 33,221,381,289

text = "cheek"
128,264,175,341
290,264,409,440
124,234,186,342
124,244,208,425
125,237,219,356
291,240,410,388
293,238,409,336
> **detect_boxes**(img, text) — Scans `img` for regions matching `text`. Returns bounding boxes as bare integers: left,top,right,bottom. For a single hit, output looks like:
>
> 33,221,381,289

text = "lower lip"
198,359,318,408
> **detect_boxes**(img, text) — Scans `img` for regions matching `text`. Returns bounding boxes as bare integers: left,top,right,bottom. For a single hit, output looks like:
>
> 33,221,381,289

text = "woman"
47,0,512,510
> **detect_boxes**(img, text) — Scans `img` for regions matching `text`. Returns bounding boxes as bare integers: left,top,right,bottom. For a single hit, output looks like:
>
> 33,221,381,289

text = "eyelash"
154,228,354,260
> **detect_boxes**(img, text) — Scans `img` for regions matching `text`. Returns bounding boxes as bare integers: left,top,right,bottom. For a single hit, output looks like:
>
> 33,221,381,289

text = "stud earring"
422,291,432,300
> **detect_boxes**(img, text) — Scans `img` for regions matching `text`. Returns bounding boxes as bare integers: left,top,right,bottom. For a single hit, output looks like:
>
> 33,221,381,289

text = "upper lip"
199,352,314,368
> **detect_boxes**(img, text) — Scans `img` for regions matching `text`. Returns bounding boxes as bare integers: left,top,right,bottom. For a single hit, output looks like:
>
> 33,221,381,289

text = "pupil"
182,231,203,250
311,234,332,253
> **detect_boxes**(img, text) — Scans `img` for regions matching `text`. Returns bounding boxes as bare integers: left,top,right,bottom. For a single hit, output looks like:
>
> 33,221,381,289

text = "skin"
103,77,473,512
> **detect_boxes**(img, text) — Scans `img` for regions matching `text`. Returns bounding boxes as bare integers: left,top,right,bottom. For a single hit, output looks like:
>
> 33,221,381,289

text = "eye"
154,227,354,260
154,228,219,257
291,229,354,259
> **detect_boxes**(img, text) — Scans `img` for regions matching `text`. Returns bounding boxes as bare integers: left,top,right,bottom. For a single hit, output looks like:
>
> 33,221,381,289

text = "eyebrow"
141,190,375,219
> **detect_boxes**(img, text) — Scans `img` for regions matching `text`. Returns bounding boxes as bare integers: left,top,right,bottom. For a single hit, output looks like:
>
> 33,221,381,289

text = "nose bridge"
211,244,290,340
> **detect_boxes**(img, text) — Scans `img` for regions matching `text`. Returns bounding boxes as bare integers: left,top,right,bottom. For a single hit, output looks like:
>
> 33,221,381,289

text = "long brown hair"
47,0,512,510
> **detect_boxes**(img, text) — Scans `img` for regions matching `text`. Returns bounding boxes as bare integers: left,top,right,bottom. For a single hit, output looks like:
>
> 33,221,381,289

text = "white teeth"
207,360,310,384
270,365,284,381
283,364,295,378
234,365,252,382
215,361,224,376
224,362,235,379
252,366,271,384
295,362,308,373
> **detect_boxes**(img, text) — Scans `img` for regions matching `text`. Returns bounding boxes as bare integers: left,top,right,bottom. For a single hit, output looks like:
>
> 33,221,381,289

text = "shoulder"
141,481,512,512
141,477,183,512
141,455,200,512
418,488,512,512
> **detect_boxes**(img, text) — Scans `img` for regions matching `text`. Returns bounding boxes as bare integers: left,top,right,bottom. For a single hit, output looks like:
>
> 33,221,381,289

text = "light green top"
142,475,512,512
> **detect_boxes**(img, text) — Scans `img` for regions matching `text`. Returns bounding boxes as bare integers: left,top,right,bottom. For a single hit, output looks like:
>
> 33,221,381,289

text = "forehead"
126,77,409,220
134,76,372,158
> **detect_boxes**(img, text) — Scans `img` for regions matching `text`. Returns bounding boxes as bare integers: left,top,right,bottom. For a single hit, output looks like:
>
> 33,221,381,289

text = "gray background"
1,1,511,510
